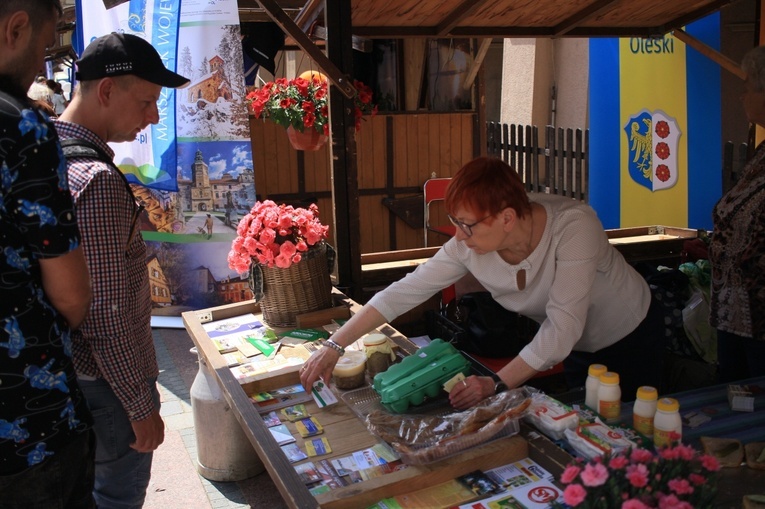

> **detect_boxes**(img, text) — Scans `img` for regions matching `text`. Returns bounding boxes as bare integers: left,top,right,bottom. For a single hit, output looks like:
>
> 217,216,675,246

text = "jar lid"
588,364,607,377
332,350,366,377
657,397,679,412
636,386,658,401
599,371,619,384
363,333,388,346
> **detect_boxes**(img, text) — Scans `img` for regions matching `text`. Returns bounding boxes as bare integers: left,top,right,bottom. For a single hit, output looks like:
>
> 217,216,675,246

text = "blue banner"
74,0,182,191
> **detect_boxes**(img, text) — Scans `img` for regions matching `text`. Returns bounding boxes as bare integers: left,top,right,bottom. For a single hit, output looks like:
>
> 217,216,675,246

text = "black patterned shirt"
0,89,92,475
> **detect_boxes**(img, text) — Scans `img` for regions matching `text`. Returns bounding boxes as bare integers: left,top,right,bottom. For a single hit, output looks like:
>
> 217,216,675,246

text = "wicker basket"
250,243,333,327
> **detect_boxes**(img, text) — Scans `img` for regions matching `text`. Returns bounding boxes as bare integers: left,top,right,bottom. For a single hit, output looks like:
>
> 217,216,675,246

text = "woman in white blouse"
301,157,664,408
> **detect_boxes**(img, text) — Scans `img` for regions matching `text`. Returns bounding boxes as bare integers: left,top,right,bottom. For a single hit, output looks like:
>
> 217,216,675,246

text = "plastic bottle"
653,397,682,448
632,386,658,437
597,371,621,423
585,364,607,410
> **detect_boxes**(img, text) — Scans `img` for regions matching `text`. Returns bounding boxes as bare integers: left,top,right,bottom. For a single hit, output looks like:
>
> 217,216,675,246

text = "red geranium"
246,75,377,135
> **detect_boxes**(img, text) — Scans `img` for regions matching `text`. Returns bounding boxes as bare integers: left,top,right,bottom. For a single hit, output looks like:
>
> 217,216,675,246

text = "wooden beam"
314,26,373,53
255,0,357,99
662,0,736,33
293,0,324,31
462,38,492,90
552,0,620,37
672,28,746,80
435,0,492,37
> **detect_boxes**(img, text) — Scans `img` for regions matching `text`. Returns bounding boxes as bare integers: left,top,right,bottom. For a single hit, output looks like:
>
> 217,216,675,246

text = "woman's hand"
448,375,496,410
300,346,341,390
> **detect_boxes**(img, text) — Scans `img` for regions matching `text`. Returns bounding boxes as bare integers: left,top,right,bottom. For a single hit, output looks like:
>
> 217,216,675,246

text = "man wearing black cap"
55,32,189,509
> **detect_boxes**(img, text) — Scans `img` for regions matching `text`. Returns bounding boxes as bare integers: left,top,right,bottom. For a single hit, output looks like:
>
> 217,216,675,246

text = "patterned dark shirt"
709,141,765,341
55,121,157,421
0,89,92,475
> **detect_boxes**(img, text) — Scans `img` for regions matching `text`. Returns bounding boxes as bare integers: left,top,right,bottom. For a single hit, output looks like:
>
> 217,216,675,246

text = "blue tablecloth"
665,376,765,447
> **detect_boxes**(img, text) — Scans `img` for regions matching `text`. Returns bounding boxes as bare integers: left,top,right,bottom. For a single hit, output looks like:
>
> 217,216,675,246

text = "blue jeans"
717,329,765,383
78,378,160,509
0,429,96,509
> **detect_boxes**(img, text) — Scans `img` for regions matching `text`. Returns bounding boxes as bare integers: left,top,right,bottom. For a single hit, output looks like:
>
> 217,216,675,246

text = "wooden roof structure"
241,0,743,298
238,0,737,39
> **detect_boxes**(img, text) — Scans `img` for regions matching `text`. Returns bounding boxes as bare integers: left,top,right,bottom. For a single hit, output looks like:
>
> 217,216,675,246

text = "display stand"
181,289,566,509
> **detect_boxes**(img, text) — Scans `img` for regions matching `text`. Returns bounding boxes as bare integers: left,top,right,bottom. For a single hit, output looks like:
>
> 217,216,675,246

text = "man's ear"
2,11,31,50
96,78,117,106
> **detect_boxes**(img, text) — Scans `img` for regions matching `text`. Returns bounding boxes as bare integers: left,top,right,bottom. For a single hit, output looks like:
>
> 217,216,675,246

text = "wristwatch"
494,380,509,394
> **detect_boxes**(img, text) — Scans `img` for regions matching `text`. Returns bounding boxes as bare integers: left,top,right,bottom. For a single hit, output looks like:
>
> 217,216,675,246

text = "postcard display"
181,297,577,509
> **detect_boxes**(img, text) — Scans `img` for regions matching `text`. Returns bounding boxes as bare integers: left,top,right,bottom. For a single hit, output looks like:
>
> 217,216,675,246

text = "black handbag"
427,292,539,358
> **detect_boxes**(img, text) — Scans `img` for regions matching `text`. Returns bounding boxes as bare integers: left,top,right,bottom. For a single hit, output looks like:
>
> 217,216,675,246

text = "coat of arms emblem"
624,110,681,192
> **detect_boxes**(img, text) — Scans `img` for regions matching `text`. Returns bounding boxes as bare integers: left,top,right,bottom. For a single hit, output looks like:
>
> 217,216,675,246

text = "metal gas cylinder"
190,348,264,481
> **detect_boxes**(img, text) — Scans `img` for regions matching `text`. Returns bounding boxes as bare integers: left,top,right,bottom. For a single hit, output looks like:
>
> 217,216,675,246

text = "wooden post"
325,0,363,298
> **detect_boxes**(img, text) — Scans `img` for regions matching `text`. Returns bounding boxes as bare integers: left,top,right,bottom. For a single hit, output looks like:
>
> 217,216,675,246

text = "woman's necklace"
516,206,535,291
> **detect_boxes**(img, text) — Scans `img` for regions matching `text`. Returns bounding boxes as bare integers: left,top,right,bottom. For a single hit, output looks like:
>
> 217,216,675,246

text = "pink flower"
668,478,693,496
659,447,680,460
563,484,587,506
227,200,329,271
560,465,581,484
700,454,720,472
631,448,654,464
280,241,297,258
674,444,696,461
580,463,609,487
274,253,292,268
657,494,692,509
609,455,629,470
622,500,650,509
626,463,649,488
688,473,705,486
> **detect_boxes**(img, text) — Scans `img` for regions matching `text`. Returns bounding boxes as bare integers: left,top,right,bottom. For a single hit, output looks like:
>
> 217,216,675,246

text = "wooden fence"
486,123,590,202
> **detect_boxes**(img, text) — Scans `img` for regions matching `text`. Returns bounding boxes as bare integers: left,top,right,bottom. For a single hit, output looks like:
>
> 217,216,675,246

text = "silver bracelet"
323,339,345,356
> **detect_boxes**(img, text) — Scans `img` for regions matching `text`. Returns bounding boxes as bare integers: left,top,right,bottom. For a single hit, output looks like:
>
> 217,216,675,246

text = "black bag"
427,292,539,358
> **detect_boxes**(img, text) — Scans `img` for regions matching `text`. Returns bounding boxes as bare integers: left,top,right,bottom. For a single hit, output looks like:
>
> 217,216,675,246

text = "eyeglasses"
447,214,493,237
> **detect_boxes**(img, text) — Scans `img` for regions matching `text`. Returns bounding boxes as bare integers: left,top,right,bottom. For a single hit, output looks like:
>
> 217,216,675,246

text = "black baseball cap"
76,33,190,89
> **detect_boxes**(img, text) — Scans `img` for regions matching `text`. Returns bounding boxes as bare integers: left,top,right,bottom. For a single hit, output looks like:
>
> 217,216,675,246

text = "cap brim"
143,68,190,89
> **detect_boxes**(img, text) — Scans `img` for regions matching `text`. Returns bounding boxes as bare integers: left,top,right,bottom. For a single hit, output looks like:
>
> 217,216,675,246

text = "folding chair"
423,177,456,247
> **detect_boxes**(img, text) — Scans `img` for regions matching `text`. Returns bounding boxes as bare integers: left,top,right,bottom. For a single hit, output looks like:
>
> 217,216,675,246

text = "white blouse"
368,193,651,371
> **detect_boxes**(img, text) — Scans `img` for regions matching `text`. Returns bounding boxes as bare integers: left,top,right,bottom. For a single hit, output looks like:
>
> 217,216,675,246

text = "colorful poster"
75,0,182,191
74,0,256,316
589,14,721,230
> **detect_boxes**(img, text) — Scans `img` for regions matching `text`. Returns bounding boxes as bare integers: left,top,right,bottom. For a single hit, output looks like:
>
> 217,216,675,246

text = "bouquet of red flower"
555,441,720,509
246,75,377,135
227,200,329,271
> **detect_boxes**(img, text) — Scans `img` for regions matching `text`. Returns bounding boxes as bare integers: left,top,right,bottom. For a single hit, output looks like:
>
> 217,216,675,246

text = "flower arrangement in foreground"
227,200,329,271
554,439,720,509
246,74,377,135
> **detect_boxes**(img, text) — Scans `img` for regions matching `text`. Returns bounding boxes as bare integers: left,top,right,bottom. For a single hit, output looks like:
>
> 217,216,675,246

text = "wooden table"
182,290,558,509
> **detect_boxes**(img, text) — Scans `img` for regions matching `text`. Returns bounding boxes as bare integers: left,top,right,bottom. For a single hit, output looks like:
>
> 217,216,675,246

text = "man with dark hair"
0,1,95,508
55,32,189,509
